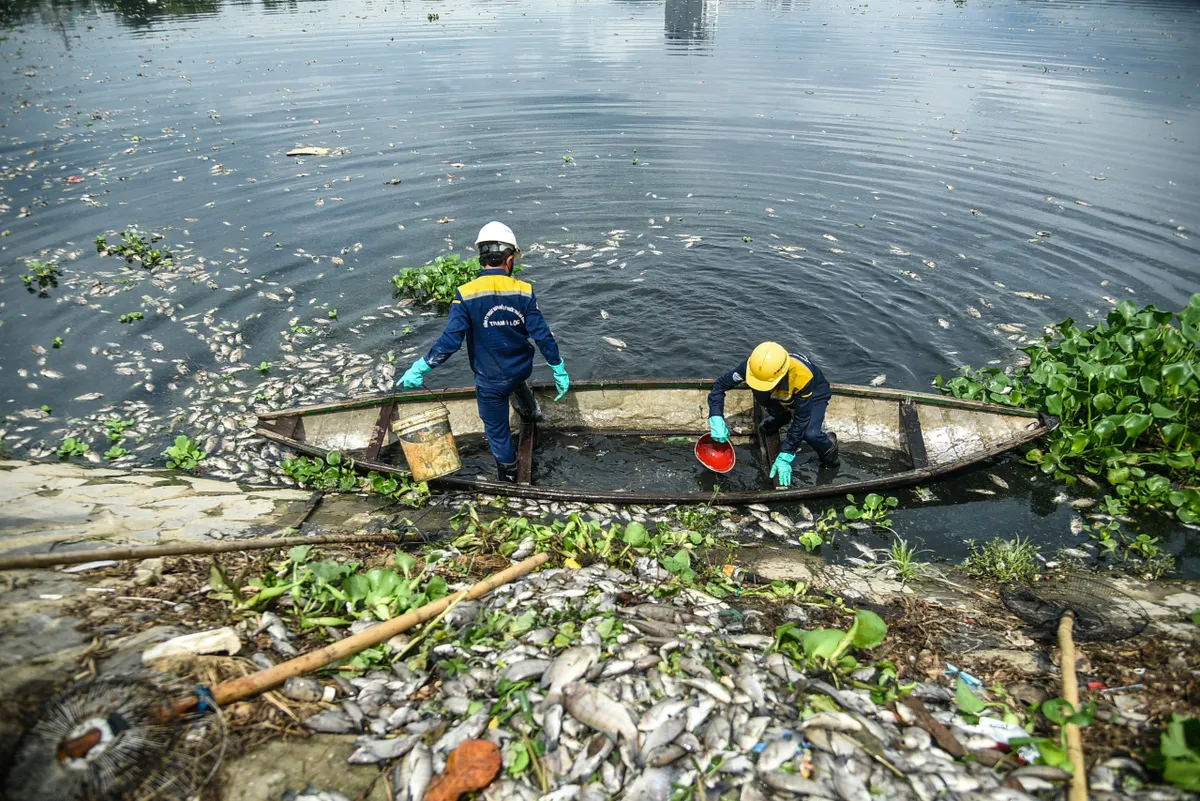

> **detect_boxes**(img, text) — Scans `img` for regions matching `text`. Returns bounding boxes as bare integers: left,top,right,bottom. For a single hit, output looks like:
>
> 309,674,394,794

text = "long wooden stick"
0,530,422,571
1057,612,1088,801
199,553,548,708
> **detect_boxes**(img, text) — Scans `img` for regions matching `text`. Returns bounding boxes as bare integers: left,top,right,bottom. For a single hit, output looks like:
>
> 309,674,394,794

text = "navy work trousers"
475,377,536,466
762,396,835,457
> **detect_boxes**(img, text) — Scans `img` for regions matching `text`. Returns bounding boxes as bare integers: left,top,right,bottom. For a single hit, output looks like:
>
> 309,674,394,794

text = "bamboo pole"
200,552,548,708
1057,612,1088,801
0,531,423,572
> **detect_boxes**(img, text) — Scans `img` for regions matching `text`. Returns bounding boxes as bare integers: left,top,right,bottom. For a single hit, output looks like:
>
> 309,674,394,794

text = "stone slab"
180,476,244,494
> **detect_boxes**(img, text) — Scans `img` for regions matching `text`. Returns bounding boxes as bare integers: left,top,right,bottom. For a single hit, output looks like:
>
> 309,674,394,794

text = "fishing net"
3,673,226,801
1000,575,1150,642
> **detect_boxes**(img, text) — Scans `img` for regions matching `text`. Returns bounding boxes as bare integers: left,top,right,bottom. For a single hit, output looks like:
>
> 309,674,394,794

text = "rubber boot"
497,460,519,484
818,432,840,468
511,381,542,424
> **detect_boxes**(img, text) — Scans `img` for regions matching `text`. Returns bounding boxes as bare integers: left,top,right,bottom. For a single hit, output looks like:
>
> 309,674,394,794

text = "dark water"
0,0,1197,574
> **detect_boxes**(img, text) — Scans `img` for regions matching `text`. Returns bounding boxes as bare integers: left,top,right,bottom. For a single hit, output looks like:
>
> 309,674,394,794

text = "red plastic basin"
695,433,736,473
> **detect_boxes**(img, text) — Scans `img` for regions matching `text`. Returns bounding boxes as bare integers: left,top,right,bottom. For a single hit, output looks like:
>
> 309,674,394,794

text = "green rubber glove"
550,361,570,401
770,452,795,488
708,416,729,443
398,357,431,389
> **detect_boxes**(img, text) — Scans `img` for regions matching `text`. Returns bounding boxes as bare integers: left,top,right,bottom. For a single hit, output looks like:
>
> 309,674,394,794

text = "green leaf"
1041,698,1072,725
1123,413,1152,439
802,629,844,661
288,545,313,564
849,609,888,649
1163,362,1194,388
1150,402,1178,419
426,575,449,600
956,676,987,715
1092,392,1114,411
1140,376,1161,396
395,551,418,578
327,450,342,466
623,522,648,547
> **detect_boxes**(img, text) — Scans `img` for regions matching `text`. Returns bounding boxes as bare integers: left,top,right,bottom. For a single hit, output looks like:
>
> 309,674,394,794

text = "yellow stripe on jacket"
457,274,533,301
769,357,815,403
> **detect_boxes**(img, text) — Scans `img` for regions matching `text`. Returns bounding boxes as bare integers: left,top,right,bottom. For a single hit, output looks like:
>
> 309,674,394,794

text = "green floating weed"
52,336,63,348
96,229,173,269
104,445,130,460
163,435,206,470
844,493,899,527
57,438,89,459
390,253,524,311
281,452,430,506
19,259,60,291
935,294,1200,524
119,312,144,323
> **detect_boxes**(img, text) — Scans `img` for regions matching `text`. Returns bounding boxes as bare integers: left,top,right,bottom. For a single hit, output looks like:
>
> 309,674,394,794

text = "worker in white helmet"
398,222,569,483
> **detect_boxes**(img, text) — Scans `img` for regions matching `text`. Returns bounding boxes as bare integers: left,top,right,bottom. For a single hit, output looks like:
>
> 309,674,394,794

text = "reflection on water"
665,0,718,53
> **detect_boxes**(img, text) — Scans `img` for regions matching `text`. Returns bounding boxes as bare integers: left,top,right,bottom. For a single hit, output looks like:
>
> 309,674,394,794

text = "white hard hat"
475,221,520,253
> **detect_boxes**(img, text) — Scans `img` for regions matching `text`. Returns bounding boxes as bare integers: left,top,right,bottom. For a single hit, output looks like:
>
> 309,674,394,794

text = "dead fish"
563,682,638,746
74,392,104,401
869,374,887,387
988,473,1010,489
967,488,996,496
542,645,601,705
399,742,432,801
639,714,685,759
602,336,627,350
937,319,950,329
682,677,732,704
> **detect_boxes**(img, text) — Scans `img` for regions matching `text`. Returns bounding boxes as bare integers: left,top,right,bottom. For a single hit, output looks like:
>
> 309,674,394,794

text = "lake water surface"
1,0,1197,573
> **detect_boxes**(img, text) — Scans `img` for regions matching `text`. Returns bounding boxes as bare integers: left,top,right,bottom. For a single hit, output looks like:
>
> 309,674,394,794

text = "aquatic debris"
601,336,627,350
287,146,332,157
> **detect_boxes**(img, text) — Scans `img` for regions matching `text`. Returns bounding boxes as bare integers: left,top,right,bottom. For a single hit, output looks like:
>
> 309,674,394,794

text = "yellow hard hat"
745,342,789,390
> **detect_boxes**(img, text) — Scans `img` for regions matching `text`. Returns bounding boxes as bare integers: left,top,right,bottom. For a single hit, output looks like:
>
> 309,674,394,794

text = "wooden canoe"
254,379,1056,504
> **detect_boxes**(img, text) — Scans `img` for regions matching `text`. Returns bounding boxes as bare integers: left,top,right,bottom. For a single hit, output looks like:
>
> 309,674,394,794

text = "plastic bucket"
695,433,736,473
391,407,462,481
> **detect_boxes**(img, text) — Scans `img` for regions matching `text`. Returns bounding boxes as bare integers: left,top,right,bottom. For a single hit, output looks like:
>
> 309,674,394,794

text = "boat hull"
255,379,1054,504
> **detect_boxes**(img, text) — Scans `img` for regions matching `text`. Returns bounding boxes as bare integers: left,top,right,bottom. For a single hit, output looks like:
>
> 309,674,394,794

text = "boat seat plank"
899,400,930,470
363,402,395,462
754,400,783,488
517,420,535,485
272,415,300,441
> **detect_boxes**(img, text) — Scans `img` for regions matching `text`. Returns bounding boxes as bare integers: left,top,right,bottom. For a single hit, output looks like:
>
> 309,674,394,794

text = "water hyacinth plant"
936,295,1200,523
391,253,524,310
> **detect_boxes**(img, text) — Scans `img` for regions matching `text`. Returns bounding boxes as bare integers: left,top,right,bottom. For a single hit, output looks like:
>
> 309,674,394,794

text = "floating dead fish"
602,336,627,350
74,393,104,401
287,146,331,157
869,374,886,387
1013,291,1050,301
938,319,950,329
988,474,1009,490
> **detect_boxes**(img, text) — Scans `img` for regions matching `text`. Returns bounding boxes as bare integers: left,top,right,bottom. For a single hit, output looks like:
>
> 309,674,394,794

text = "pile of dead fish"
281,561,1094,801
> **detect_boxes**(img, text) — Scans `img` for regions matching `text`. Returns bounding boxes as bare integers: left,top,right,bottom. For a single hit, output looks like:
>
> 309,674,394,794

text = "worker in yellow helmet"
706,342,838,487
